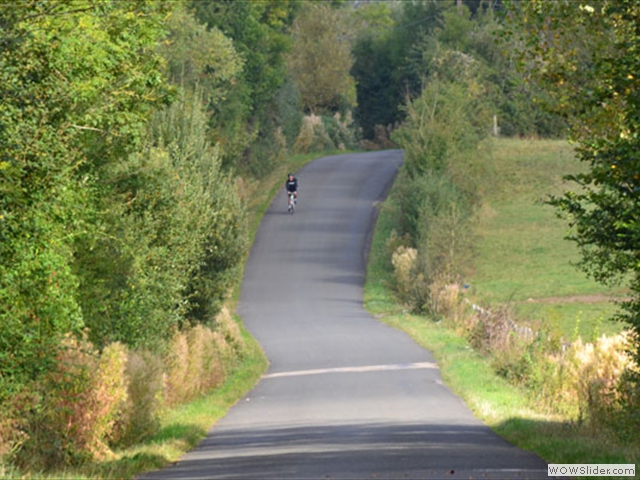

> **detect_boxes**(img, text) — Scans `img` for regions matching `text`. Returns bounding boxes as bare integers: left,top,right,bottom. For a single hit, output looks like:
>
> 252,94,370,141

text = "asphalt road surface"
140,151,551,479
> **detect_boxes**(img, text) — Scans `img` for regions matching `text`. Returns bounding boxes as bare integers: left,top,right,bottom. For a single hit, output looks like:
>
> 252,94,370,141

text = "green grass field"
470,138,627,340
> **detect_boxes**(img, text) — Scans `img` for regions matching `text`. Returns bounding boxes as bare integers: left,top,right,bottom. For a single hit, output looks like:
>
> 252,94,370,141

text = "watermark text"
549,464,635,477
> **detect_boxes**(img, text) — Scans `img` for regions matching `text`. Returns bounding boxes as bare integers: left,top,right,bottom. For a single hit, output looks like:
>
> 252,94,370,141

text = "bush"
213,307,247,368
390,74,486,316
74,89,248,352
13,336,127,469
560,333,634,426
322,112,359,151
390,168,478,314
164,310,244,408
5,311,251,468
113,350,164,447
391,246,424,309
293,115,334,154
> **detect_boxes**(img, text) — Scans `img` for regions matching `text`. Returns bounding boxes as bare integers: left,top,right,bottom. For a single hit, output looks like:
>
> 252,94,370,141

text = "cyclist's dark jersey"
286,178,298,193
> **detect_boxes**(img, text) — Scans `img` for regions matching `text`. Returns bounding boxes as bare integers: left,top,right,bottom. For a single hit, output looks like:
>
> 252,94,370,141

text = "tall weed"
113,350,164,447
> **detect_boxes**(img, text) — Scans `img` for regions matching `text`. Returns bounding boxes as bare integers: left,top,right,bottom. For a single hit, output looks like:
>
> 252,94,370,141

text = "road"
140,151,550,479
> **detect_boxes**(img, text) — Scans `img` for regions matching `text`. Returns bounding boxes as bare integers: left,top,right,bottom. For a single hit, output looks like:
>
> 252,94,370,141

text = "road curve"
140,151,550,479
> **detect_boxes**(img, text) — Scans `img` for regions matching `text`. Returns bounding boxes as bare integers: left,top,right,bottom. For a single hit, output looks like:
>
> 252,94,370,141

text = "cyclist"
285,173,298,205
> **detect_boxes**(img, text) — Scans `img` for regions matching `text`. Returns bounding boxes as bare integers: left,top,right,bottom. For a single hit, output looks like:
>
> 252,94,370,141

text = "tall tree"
287,2,357,114
351,0,447,139
351,1,399,138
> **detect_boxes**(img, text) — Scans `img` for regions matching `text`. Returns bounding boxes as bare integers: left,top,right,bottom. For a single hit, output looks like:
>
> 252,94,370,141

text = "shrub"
428,281,467,325
390,169,478,314
164,331,190,407
566,334,634,425
323,111,359,151
164,317,238,408
361,123,397,151
372,124,397,150
522,331,639,434
13,336,127,469
214,307,247,367
391,246,422,308
186,325,225,398
293,115,333,154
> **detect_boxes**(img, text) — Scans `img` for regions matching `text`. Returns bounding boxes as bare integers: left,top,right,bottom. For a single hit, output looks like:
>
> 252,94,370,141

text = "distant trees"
351,0,564,140
287,2,357,114
190,0,303,175
350,0,406,140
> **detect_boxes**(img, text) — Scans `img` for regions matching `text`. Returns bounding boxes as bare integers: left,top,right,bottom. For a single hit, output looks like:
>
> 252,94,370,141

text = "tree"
287,2,357,114
508,0,640,363
351,0,449,139
190,0,299,172
161,5,243,107
351,1,400,139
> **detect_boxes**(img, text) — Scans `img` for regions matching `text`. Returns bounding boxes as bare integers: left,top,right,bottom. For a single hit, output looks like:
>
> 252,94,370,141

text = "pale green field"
470,138,627,340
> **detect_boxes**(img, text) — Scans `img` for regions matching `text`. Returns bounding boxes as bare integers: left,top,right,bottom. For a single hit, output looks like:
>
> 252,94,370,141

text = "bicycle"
287,192,296,214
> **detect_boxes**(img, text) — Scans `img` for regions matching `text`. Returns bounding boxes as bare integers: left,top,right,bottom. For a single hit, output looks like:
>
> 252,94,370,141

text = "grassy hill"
471,138,627,341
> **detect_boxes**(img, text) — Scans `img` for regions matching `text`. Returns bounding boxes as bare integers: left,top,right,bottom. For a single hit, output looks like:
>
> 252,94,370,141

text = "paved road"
140,151,550,479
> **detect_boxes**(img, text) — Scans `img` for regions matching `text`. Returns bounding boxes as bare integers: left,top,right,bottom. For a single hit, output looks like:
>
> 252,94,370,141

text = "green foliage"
0,1,250,447
161,5,243,106
389,29,490,312
352,1,564,140
351,35,400,139
0,0,171,402
190,0,299,174
416,173,477,282
74,88,247,350
287,2,357,114
351,0,447,139
508,0,640,363
395,76,491,179
274,76,304,148
191,0,296,114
